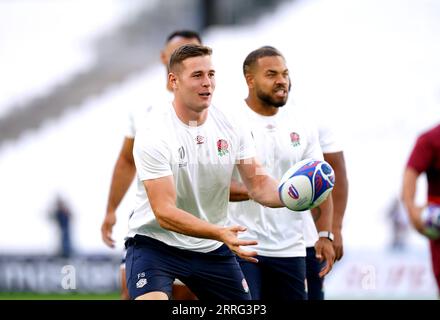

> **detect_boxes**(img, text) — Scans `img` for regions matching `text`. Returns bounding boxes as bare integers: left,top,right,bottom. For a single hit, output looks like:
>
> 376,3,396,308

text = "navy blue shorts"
125,235,251,300
237,255,307,300
306,247,325,300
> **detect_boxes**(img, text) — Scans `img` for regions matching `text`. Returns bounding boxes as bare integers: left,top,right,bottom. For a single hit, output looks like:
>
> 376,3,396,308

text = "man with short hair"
126,44,286,300
228,46,335,300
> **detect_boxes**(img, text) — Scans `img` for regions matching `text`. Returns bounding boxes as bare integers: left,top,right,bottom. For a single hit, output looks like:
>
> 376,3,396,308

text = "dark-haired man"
100,30,201,300
228,46,335,300
126,44,286,300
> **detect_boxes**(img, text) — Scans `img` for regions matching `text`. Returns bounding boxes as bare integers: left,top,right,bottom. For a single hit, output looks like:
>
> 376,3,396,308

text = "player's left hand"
315,238,335,278
218,225,259,263
332,229,344,261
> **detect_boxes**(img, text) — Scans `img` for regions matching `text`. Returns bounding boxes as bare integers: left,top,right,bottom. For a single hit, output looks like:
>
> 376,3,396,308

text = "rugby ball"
421,205,440,240
278,159,335,211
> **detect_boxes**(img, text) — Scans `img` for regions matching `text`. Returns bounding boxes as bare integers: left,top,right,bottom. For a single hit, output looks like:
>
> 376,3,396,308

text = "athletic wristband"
318,231,334,242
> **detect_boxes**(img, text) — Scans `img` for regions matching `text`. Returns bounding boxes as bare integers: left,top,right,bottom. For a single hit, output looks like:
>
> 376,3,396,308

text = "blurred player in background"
402,123,440,296
228,46,335,300
100,30,201,300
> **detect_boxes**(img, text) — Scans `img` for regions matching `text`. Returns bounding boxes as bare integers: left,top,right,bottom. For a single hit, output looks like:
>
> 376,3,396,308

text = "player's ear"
245,72,254,88
169,72,177,90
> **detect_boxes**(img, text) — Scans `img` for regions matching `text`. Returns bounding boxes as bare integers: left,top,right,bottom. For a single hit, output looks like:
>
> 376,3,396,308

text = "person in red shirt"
402,123,440,295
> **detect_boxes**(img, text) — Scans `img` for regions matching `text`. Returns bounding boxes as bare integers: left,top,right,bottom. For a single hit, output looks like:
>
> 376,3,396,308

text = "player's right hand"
101,212,116,248
219,225,259,263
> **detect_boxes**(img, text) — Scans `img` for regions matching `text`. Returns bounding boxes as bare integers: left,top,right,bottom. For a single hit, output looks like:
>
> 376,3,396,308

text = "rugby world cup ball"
421,205,440,240
278,159,335,211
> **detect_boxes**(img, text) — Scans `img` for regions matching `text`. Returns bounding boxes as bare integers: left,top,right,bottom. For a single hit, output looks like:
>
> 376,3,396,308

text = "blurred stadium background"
1,0,439,299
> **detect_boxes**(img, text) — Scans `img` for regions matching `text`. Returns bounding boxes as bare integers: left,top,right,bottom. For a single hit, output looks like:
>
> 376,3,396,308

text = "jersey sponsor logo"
290,132,300,147
217,139,229,156
195,135,205,144
178,146,187,167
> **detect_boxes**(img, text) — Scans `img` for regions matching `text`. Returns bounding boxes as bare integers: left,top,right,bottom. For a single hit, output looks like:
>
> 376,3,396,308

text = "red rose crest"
217,139,229,156
290,132,300,147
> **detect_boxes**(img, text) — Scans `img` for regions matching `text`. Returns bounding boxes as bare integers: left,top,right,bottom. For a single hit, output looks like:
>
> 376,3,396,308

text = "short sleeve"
407,133,433,174
133,128,172,181
303,124,324,161
318,124,343,154
236,121,256,161
124,111,136,138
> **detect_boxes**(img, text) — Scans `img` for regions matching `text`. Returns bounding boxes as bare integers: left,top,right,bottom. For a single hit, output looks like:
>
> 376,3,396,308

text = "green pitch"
0,292,120,300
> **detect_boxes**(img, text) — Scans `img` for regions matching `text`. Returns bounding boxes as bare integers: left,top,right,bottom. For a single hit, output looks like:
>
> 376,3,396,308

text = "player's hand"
315,238,335,277
101,211,116,248
332,229,344,261
219,225,259,263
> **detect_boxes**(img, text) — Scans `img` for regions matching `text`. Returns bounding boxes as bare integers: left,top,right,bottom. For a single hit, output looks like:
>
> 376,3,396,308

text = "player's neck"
245,96,279,117
172,100,208,126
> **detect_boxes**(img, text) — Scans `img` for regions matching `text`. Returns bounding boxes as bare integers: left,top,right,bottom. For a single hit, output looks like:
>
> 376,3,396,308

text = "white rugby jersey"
130,103,255,253
228,100,323,257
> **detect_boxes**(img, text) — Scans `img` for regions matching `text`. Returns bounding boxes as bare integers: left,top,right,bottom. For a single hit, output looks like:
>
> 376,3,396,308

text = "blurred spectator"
387,197,409,251
50,195,73,258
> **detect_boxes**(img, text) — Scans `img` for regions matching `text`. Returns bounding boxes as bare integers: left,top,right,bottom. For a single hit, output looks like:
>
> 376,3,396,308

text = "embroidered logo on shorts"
136,278,147,288
242,278,249,293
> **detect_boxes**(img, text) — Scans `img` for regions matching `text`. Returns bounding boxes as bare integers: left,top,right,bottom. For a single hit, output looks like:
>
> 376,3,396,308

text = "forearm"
323,152,348,231
106,157,136,213
247,175,283,208
331,176,348,231
402,169,417,210
236,158,283,207
229,179,250,202
402,168,423,232
312,196,333,232
154,205,223,241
